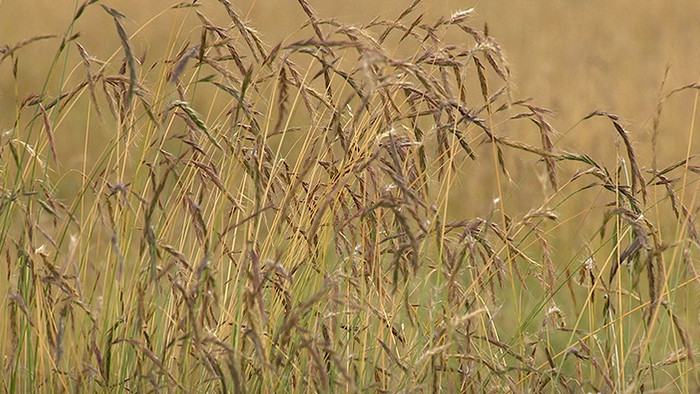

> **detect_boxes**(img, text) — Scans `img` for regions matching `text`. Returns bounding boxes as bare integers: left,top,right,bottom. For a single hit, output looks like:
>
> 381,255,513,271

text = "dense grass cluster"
1,0,699,392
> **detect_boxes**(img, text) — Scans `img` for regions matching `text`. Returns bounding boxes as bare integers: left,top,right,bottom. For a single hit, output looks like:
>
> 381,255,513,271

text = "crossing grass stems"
0,0,699,392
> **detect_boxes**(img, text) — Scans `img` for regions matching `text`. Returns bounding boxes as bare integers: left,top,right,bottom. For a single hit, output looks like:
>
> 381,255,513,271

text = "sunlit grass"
0,1,698,392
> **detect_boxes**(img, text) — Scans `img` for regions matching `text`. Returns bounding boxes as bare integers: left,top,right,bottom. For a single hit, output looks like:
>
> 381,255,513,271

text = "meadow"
0,0,699,392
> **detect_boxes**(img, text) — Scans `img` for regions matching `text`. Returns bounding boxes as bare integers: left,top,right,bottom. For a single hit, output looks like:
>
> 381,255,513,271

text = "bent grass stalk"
0,1,698,392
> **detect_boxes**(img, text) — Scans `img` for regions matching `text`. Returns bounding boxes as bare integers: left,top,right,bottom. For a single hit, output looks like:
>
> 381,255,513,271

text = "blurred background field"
1,0,699,392
3,0,700,146
2,0,700,212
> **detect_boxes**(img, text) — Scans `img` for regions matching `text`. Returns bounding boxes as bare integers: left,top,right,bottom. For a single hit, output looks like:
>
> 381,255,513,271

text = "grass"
1,0,699,392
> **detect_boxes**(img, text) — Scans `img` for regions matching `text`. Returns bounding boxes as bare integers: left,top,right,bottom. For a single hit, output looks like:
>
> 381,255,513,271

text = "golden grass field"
1,0,699,392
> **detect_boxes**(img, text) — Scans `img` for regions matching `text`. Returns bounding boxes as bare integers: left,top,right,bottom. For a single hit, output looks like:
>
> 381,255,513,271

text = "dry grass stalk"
1,1,698,392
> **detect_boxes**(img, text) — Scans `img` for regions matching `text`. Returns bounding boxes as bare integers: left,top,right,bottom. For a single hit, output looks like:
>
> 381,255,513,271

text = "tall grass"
1,0,698,392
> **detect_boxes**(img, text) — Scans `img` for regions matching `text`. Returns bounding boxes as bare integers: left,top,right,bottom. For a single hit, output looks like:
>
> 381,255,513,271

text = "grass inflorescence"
0,1,699,392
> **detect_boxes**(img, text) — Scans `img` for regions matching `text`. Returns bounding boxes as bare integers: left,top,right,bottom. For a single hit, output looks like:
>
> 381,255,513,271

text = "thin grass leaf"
101,5,137,109
171,100,223,151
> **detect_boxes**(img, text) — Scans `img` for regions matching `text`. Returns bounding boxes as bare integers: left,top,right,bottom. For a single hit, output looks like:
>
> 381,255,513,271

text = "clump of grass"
1,1,698,392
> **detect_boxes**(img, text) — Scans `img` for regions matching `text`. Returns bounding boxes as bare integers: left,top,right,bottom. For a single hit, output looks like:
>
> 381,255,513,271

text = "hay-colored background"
3,0,699,144
2,0,698,221
2,0,699,240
